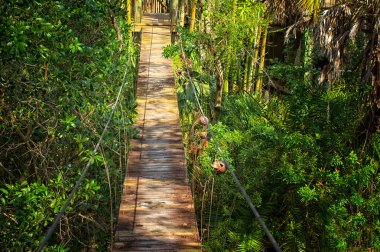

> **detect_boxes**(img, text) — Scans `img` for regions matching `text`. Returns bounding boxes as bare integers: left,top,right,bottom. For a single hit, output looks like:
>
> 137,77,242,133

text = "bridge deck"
134,13,171,27
114,19,201,251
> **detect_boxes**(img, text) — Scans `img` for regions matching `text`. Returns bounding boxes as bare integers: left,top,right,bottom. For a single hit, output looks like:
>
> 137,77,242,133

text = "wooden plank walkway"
135,13,171,27
114,15,201,252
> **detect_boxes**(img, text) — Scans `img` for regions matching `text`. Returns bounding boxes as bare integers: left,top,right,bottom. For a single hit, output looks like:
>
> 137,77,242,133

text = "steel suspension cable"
37,46,132,252
178,36,282,252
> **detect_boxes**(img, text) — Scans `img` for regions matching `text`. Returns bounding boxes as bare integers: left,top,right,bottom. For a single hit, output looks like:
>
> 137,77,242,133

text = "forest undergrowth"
0,1,139,250
165,4,380,249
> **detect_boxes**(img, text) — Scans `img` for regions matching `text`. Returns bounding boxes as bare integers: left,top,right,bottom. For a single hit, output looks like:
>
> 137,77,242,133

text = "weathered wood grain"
114,14,201,251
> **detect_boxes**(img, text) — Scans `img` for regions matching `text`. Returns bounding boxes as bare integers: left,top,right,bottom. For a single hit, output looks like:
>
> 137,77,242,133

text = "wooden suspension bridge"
113,13,201,251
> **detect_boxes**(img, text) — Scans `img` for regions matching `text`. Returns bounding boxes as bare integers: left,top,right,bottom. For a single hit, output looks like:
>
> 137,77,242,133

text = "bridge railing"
143,0,169,13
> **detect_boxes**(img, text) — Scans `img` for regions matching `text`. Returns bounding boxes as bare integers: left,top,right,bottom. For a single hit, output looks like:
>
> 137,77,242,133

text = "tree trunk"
251,24,262,93
367,20,380,131
126,0,132,23
126,0,132,39
236,56,242,93
170,0,179,32
223,47,230,94
179,0,185,26
294,39,302,65
223,49,229,94
204,0,212,33
228,59,235,93
223,0,236,94
244,38,254,92
111,14,124,48
374,23,380,111
213,55,224,123
135,0,142,23
304,28,314,84
247,39,256,93
255,23,268,94
190,0,197,32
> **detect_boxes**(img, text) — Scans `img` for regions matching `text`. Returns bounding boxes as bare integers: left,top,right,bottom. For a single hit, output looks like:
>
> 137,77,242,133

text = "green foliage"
0,175,99,250
176,26,380,250
237,233,264,252
162,44,180,59
0,0,138,250
186,86,380,250
298,185,318,203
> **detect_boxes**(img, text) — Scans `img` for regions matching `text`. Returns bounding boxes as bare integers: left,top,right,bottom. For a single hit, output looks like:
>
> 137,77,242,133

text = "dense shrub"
0,0,138,250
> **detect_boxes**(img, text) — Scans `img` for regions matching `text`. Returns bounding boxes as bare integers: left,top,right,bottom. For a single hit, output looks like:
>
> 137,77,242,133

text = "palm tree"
298,0,321,20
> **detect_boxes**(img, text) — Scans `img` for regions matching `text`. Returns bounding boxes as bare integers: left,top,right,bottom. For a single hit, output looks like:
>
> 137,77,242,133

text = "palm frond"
298,0,321,20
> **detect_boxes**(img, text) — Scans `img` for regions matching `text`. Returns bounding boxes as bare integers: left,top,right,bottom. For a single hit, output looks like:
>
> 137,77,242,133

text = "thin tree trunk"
190,0,197,32
223,79,229,94
251,24,262,93
213,55,224,122
241,54,247,91
294,39,302,65
304,28,314,84
247,36,256,93
112,17,123,42
185,0,189,17
256,23,268,94
126,0,132,23
111,14,124,48
135,0,142,23
204,0,212,33
228,59,235,93
368,20,380,129
223,47,229,94
245,38,254,92
170,0,179,32
223,0,237,94
179,0,185,26
126,0,132,39
374,24,380,109
236,56,242,93
243,52,250,91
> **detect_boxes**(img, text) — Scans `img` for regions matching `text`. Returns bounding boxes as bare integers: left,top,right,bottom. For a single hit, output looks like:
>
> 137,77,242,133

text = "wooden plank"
132,143,184,151
127,163,186,168
127,160,185,166
128,153,185,158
